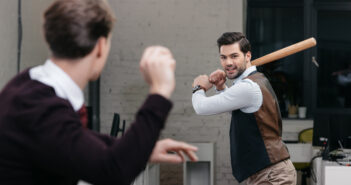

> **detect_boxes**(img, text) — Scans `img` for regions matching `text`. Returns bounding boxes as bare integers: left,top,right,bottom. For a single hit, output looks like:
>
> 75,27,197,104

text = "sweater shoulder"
3,70,69,103
0,70,75,125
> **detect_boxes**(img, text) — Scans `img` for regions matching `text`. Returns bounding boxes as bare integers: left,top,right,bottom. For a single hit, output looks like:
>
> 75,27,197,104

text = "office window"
316,11,351,108
247,0,351,118
247,2,304,118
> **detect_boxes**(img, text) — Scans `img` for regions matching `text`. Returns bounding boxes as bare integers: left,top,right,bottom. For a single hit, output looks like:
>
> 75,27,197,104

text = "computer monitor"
313,111,351,151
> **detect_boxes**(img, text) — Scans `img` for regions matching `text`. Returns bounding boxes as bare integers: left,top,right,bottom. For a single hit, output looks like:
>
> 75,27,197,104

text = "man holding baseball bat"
192,32,296,184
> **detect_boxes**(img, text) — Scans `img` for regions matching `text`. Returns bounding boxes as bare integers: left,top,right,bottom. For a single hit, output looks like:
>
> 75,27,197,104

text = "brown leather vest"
229,72,290,182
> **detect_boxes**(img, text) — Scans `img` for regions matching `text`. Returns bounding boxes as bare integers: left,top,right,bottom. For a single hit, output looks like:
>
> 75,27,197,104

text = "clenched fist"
140,46,176,99
192,75,213,92
209,69,226,91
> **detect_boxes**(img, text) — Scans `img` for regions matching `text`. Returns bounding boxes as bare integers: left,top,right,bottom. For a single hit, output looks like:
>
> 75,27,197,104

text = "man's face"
219,43,251,80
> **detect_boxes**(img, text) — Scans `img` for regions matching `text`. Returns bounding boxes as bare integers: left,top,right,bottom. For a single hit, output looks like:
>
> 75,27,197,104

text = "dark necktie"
77,105,88,128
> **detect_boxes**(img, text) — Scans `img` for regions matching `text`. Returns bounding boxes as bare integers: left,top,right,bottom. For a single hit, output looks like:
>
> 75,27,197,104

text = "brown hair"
217,32,251,54
44,0,115,59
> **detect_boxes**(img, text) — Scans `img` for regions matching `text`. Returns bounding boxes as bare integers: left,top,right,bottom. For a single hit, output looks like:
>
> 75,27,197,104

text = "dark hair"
43,0,115,59
217,32,251,54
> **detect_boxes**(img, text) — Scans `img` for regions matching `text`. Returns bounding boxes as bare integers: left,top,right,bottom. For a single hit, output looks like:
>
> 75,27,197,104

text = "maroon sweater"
0,70,172,185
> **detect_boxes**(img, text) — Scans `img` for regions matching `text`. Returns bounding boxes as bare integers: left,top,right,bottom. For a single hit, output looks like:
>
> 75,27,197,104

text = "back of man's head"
44,0,115,60
217,32,251,54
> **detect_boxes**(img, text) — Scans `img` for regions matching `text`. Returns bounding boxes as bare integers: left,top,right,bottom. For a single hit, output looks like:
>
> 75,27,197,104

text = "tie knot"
77,105,88,128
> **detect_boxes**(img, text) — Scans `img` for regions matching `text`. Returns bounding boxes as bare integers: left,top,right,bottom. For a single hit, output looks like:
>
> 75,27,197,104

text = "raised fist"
140,46,176,99
193,75,213,92
209,69,226,91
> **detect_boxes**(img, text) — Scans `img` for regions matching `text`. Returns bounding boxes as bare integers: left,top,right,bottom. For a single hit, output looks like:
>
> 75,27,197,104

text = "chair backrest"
110,113,120,137
110,113,126,137
299,128,313,143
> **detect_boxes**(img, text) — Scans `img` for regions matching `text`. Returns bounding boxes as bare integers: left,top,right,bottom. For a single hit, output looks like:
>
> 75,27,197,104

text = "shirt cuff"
193,89,205,94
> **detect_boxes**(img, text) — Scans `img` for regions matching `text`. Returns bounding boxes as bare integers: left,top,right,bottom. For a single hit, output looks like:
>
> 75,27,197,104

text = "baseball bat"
251,37,317,66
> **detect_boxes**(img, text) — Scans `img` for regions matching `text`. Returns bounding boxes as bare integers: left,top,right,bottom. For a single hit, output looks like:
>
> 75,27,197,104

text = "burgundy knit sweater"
0,69,172,185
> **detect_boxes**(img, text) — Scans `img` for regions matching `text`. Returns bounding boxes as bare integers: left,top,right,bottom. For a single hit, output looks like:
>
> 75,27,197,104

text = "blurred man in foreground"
0,0,197,184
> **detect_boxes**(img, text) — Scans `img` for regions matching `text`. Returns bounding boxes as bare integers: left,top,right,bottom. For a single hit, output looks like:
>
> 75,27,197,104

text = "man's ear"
246,51,252,62
95,37,107,58
88,37,109,81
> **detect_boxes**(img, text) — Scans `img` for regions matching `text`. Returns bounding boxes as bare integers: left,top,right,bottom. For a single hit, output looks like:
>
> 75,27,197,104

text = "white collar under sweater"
29,59,84,111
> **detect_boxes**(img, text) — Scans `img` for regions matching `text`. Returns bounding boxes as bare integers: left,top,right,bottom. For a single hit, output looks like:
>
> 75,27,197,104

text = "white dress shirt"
192,66,263,115
29,59,84,111
30,59,90,185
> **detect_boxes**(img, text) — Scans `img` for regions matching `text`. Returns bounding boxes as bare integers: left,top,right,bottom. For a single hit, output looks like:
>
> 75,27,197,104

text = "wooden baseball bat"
251,37,317,66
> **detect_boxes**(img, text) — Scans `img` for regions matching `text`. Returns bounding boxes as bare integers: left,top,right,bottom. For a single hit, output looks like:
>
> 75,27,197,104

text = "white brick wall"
0,0,18,89
20,0,52,69
0,0,53,90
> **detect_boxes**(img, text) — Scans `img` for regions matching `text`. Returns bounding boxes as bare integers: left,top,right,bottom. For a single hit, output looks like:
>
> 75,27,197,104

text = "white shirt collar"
233,65,257,84
29,59,84,111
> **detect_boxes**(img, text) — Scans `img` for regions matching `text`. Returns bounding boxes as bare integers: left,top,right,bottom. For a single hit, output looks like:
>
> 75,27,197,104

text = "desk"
282,119,313,142
286,143,312,163
283,119,314,163
283,119,313,185
311,159,351,185
324,164,351,185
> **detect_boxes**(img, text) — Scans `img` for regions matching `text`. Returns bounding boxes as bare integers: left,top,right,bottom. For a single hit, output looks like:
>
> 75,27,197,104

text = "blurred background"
1,0,351,185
